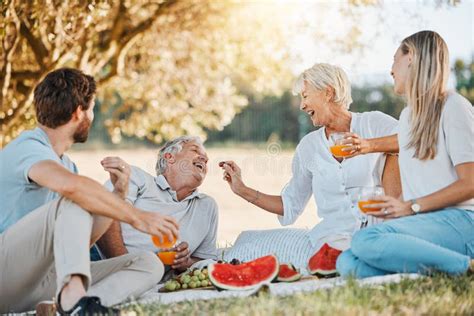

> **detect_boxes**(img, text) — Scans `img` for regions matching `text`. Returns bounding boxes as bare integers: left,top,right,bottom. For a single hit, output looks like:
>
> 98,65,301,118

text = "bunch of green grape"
164,268,211,291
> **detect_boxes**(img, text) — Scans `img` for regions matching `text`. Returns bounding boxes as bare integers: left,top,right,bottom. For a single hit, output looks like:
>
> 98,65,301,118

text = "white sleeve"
278,148,313,226
443,95,474,166
370,111,399,138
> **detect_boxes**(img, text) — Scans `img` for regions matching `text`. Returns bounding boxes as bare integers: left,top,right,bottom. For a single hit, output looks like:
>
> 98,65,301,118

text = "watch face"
412,203,421,213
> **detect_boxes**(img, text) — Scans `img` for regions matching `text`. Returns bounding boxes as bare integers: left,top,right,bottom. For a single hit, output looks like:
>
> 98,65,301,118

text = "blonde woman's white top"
279,111,398,251
398,92,474,211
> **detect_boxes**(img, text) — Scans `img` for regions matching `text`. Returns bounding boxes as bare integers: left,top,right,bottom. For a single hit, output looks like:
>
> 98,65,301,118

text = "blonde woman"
337,31,474,278
220,63,401,276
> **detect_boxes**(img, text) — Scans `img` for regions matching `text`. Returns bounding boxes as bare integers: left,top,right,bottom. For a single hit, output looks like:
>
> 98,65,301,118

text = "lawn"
125,274,473,315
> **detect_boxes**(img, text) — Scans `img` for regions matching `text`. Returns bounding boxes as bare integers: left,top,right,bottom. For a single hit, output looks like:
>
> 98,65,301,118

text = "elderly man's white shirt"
279,111,398,251
106,167,219,259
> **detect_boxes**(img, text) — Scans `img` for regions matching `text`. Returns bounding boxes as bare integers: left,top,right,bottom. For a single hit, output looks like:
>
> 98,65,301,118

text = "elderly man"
97,136,219,272
0,68,178,315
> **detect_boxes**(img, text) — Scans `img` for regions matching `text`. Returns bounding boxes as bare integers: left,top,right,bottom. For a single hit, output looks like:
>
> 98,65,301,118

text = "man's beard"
73,116,91,143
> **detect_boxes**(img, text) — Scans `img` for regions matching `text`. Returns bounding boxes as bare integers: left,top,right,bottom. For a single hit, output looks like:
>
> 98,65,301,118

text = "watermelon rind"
208,254,279,291
276,263,302,282
309,268,338,278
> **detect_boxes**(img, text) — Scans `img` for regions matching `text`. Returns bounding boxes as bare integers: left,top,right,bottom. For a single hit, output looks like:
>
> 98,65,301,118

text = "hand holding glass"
329,132,352,158
358,186,385,213
152,234,178,265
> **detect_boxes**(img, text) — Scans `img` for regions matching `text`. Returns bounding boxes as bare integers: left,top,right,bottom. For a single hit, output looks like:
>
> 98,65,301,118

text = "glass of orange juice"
151,234,177,249
157,249,177,266
357,186,385,227
329,132,352,158
152,234,178,266
151,234,178,265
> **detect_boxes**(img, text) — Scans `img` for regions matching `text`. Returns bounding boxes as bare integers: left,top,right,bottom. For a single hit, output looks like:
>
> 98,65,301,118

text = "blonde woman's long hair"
402,30,450,160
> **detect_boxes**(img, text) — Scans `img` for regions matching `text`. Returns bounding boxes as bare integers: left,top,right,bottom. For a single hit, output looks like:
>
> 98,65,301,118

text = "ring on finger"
120,165,125,169
383,209,389,215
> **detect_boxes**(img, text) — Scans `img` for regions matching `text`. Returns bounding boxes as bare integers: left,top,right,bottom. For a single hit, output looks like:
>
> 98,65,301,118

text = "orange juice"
358,200,383,213
151,234,177,248
158,251,177,265
330,145,351,157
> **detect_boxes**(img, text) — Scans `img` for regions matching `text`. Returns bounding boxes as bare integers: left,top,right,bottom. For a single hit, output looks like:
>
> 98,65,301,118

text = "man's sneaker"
36,300,56,316
57,296,120,315
307,243,342,278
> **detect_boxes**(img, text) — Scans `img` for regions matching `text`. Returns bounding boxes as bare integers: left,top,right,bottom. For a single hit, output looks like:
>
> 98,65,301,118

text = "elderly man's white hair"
292,63,353,109
155,136,203,175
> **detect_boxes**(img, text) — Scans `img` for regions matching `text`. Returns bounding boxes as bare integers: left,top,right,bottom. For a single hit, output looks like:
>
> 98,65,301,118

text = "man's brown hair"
34,68,96,128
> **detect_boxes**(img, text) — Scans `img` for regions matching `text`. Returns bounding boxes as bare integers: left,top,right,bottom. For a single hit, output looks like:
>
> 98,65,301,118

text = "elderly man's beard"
73,116,92,143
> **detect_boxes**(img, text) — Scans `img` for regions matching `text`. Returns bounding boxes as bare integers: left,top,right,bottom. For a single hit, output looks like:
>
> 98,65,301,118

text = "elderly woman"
220,63,401,276
336,31,474,277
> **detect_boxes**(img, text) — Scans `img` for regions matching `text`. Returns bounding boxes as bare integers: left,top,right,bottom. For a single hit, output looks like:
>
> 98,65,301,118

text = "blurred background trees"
454,59,474,103
0,0,296,146
0,0,469,148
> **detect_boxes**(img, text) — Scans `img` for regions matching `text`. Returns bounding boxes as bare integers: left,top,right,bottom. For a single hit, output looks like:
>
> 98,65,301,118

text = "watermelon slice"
276,263,302,282
307,243,342,278
208,254,279,291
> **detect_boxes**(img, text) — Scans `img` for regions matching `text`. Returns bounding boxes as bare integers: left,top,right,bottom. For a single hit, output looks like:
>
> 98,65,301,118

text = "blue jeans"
336,208,474,278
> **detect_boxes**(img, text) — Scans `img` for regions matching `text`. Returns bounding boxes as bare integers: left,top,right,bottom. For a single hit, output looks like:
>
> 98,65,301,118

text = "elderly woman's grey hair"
155,136,203,175
292,63,353,109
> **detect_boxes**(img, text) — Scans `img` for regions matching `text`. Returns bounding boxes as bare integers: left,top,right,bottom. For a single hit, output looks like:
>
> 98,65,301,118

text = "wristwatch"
410,199,421,214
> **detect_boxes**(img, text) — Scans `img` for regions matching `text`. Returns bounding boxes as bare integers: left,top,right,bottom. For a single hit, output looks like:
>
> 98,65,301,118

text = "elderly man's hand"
171,241,193,271
101,156,131,199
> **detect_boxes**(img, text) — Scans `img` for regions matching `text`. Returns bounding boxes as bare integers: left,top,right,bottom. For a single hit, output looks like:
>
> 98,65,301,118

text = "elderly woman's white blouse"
279,111,398,251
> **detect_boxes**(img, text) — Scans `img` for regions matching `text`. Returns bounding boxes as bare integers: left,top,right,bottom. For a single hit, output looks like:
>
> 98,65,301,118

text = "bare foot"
59,275,87,311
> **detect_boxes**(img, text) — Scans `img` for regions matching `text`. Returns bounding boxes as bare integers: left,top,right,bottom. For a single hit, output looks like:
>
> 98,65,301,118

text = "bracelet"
248,190,260,204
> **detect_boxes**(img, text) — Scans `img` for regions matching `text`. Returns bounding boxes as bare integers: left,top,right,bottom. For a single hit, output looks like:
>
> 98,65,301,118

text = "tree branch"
93,0,178,82
110,0,127,43
0,4,21,110
120,0,178,45
97,36,139,86
19,19,49,69
11,70,42,80
0,85,34,132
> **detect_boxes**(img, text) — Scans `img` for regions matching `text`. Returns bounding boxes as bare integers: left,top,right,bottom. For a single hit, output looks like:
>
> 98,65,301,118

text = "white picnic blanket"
222,228,316,274
135,273,422,306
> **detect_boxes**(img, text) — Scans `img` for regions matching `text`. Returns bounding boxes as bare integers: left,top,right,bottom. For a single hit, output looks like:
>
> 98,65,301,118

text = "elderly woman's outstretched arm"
219,161,284,215
342,134,399,157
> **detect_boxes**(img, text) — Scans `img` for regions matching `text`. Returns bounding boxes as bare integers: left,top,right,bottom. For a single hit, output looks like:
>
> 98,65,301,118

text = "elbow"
461,178,474,199
57,175,83,199
276,196,285,216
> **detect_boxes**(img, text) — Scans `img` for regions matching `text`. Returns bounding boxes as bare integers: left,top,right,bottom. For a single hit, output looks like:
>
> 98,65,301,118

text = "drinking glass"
328,132,352,159
357,186,385,228
157,247,178,265
152,234,180,265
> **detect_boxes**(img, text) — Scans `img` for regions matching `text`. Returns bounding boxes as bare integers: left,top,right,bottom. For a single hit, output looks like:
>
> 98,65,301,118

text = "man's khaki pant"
0,198,164,313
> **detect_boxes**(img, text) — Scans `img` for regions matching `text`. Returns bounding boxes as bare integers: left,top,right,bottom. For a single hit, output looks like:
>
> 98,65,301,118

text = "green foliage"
454,58,474,103
350,84,405,119
206,92,308,145
206,84,405,146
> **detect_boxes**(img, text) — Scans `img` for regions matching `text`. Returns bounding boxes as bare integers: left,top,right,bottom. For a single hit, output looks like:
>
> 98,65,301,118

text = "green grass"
124,274,473,316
